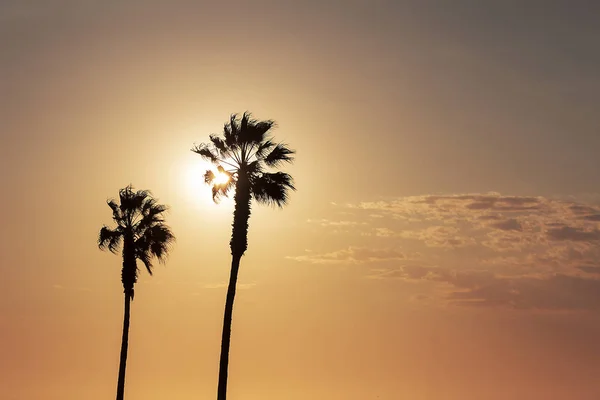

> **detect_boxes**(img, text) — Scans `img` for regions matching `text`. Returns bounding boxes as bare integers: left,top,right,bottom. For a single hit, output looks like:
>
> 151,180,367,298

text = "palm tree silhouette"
192,112,295,400
98,185,175,400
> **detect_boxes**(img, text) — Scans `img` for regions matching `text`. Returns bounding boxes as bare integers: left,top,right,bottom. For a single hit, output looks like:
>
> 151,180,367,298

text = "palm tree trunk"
217,171,251,400
217,254,242,400
116,293,131,400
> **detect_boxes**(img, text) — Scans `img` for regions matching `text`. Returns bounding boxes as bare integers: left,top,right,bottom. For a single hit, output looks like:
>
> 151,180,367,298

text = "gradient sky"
2,1,600,399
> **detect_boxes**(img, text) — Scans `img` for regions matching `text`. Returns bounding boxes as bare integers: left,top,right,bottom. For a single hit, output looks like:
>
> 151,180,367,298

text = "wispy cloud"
287,246,406,264
306,218,366,227
296,193,600,311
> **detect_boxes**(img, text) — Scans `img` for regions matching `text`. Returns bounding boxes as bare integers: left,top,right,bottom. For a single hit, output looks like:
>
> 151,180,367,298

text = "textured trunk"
117,234,136,400
216,254,241,400
116,293,131,400
217,170,251,400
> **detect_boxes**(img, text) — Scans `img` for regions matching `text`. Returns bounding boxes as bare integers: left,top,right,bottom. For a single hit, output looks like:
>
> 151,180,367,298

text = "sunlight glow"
213,171,230,185
182,159,212,203
179,157,234,209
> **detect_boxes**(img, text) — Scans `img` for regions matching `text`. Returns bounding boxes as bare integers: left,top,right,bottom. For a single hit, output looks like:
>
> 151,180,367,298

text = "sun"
180,157,235,208
213,170,230,185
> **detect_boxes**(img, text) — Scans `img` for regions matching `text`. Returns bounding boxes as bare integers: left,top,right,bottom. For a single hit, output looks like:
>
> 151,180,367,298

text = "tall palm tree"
192,112,295,400
98,185,175,400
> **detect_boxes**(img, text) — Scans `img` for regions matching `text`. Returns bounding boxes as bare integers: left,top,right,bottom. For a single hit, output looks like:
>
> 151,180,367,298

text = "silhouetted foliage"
192,112,295,400
98,185,174,400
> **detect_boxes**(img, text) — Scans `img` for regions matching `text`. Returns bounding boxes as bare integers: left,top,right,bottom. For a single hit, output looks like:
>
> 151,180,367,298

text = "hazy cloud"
371,266,600,311
490,218,523,231
399,226,476,248
307,218,366,228
368,265,439,281
288,247,405,264
577,266,600,274
446,273,600,311
311,193,600,311
546,226,600,242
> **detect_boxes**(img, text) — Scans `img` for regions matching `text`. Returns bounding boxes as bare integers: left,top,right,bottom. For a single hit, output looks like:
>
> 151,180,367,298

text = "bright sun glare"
182,158,233,207
213,171,230,185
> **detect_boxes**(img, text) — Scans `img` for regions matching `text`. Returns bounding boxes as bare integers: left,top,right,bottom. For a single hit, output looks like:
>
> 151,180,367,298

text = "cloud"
372,266,600,311
355,193,599,223
348,193,600,251
546,226,600,242
307,218,366,227
368,265,438,280
357,193,548,220
577,266,600,274
317,193,600,311
569,204,600,215
399,226,476,248
365,225,476,248
288,247,405,264
489,218,523,231
373,227,395,237
481,229,541,252
445,273,600,311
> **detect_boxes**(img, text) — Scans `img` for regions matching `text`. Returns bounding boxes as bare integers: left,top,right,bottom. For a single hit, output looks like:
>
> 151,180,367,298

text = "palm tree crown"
191,112,296,256
98,185,175,300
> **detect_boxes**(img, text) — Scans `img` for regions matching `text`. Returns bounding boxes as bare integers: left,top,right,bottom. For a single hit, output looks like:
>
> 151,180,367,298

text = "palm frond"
119,185,150,219
249,120,275,143
211,178,236,203
252,172,296,207
107,199,123,224
98,226,123,253
204,169,215,184
134,201,168,232
222,117,241,149
229,114,240,136
246,160,264,176
210,134,234,158
140,196,167,219
222,113,241,149
240,111,249,132
117,185,134,214
191,144,219,164
136,249,153,275
263,143,295,167
253,139,276,159
223,123,233,146
135,223,174,266
240,112,275,145
146,224,175,263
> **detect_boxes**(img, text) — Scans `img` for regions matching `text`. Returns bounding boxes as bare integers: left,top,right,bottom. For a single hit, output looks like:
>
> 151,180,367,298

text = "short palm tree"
192,112,295,400
98,185,175,400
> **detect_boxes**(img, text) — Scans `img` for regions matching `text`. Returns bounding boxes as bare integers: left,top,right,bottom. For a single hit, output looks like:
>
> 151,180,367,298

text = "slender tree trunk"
116,293,131,400
217,254,242,400
217,170,251,400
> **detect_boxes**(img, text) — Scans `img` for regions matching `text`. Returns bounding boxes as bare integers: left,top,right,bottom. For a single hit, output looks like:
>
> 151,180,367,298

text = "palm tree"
98,185,175,400
192,112,295,400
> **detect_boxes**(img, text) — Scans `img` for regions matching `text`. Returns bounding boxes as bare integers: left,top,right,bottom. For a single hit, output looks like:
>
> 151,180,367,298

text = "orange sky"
2,1,600,399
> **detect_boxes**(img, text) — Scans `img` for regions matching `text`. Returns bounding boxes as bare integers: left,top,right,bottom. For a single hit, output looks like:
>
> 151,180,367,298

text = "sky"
1,0,600,399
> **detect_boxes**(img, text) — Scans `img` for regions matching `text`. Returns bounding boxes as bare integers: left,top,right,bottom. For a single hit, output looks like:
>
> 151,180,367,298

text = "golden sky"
2,1,600,399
